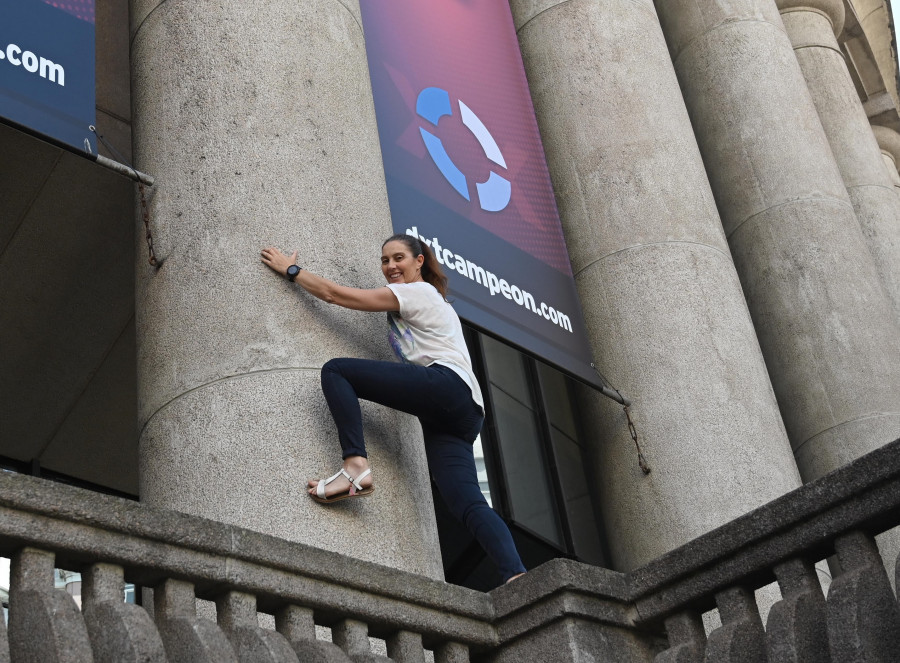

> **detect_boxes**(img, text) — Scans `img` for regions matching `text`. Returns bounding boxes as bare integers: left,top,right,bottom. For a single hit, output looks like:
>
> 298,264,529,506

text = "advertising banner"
360,1,601,388
0,0,96,154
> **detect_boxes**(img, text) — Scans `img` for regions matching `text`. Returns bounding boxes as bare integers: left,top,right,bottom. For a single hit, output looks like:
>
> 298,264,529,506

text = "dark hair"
382,233,449,299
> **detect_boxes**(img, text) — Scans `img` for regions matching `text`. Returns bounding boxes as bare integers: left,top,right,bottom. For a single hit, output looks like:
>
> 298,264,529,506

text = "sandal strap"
314,468,372,498
316,468,354,498
349,468,371,491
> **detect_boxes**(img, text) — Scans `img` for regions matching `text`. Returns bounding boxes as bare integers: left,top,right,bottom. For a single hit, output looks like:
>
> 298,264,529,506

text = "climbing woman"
260,234,526,584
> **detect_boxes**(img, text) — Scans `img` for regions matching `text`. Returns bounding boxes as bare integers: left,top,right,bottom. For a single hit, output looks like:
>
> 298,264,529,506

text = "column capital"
871,124,900,167
776,0,845,36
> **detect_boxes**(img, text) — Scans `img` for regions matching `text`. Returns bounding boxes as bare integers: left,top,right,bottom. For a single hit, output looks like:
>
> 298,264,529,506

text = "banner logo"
416,87,511,212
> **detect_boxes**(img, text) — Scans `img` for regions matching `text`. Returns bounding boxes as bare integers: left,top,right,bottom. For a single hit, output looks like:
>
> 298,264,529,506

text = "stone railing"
628,434,900,663
0,438,899,662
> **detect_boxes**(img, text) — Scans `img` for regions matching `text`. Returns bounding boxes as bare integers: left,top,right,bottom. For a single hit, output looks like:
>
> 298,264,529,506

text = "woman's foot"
505,573,526,584
308,456,373,501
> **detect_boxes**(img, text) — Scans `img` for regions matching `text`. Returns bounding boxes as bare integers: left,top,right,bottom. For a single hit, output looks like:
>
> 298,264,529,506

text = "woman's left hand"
261,247,298,277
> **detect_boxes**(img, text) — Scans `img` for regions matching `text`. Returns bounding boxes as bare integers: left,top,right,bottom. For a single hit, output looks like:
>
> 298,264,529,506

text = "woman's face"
381,240,425,284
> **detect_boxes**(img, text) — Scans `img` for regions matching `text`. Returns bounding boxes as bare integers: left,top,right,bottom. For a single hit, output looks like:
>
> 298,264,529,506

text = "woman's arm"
261,247,400,312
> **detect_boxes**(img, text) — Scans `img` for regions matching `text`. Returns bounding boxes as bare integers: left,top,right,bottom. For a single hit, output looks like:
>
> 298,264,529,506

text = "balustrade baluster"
82,563,166,663
386,630,426,663
703,587,767,663
654,611,705,663
7,547,94,662
216,590,298,662
153,578,237,663
826,531,900,662
274,605,350,662
0,603,8,663
433,641,469,663
896,547,900,606
332,619,391,662
765,558,830,662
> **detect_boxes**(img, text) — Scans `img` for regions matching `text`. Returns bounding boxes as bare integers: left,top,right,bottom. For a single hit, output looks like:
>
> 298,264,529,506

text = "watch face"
287,265,300,278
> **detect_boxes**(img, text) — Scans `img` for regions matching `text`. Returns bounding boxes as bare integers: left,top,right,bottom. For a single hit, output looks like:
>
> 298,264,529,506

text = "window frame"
464,326,595,560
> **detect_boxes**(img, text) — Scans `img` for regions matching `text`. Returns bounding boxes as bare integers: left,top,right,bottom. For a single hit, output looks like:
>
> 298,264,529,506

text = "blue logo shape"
416,87,510,212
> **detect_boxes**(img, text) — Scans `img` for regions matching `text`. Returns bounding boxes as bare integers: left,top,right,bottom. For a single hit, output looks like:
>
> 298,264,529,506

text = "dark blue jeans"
320,357,526,582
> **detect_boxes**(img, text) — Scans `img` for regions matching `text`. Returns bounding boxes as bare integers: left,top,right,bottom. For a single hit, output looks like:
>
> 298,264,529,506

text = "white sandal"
311,468,374,504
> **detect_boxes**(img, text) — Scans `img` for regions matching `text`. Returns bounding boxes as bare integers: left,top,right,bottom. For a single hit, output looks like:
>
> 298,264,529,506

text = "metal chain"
91,125,160,268
137,182,159,267
624,405,651,475
592,363,649,474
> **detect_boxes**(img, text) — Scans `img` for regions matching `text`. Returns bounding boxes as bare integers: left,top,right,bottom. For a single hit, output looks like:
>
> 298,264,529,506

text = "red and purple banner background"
360,0,599,387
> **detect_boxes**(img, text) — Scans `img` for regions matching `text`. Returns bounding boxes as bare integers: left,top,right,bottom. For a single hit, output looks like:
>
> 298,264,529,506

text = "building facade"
1,0,900,658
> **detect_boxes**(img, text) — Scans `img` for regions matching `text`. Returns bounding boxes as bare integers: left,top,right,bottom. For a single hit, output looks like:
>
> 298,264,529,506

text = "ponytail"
382,233,449,299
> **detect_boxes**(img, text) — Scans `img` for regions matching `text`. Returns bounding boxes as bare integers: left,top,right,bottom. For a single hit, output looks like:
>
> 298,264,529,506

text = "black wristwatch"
286,264,301,282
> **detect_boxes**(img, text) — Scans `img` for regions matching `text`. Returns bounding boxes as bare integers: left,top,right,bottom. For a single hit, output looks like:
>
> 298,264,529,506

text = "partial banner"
0,0,96,154
360,1,601,388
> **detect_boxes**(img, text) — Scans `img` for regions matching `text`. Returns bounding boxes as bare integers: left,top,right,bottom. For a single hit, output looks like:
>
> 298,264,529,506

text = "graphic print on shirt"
387,313,416,363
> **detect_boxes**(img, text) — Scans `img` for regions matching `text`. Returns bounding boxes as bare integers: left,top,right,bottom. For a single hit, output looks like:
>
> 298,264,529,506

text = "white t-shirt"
386,281,484,413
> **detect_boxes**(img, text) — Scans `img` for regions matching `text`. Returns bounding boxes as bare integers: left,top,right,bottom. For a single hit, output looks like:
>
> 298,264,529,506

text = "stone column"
862,121,900,583
871,124,900,194
130,0,443,577
777,0,900,319
779,3,900,578
511,0,802,570
653,0,900,482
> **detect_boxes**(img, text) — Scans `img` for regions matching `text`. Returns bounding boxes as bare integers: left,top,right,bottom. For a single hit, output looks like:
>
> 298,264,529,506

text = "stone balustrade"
0,438,899,661
629,431,900,663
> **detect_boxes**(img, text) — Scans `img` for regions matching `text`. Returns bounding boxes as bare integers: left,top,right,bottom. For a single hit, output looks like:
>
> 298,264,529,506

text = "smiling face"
381,240,425,285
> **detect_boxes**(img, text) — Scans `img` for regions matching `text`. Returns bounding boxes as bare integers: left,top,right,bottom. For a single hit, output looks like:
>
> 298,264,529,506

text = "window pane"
536,361,607,564
472,436,492,507
549,428,605,564
482,335,533,407
536,361,579,439
490,386,562,546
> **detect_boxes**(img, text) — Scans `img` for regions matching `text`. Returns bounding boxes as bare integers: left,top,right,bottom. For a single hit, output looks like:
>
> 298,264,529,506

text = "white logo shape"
417,87,511,212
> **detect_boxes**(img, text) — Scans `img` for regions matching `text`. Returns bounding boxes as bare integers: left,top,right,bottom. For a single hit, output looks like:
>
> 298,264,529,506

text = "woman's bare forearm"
260,246,398,312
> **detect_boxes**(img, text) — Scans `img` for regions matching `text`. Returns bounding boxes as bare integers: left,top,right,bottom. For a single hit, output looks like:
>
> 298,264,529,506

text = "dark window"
434,329,608,590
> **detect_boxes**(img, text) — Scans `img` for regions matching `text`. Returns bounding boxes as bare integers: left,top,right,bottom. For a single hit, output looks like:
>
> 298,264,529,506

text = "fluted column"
777,0,900,319
654,0,900,483
871,124,900,194
511,0,801,570
130,0,442,577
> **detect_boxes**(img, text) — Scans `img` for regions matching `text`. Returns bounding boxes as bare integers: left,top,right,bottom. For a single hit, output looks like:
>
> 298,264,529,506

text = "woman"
260,234,526,583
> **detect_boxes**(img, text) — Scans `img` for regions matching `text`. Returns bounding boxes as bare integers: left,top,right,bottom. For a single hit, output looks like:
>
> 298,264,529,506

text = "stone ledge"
1,437,898,653
0,472,494,646
486,558,636,649
490,558,629,617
